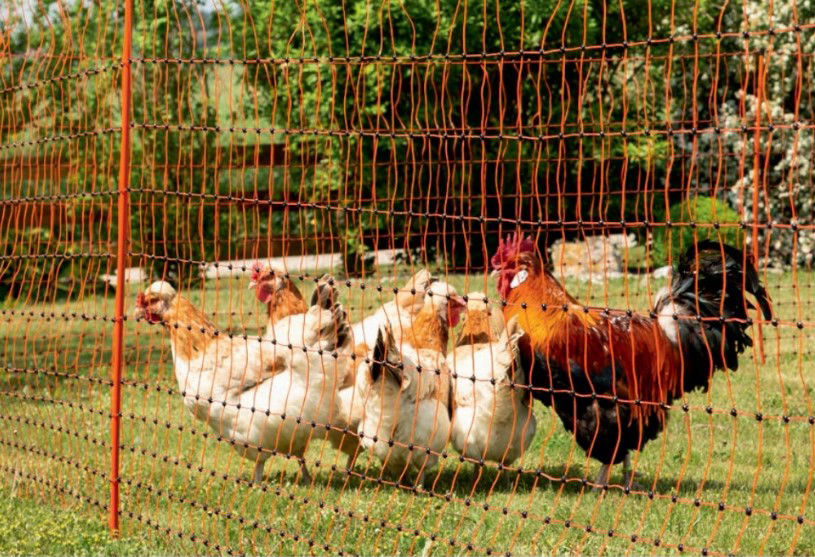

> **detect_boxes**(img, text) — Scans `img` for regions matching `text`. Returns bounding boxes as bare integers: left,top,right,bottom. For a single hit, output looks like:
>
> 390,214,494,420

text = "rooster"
449,295,536,465
490,233,772,486
135,277,351,484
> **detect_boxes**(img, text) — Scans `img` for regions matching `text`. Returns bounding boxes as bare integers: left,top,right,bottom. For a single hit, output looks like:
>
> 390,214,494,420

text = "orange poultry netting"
2,0,815,554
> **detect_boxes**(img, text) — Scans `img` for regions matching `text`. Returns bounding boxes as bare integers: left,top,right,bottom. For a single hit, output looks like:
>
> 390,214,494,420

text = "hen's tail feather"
326,303,353,352
369,326,401,385
657,241,772,393
310,274,339,309
304,276,352,351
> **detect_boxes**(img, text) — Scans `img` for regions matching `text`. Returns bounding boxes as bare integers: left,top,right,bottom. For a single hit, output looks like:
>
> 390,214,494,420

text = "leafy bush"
0,227,108,303
650,197,744,267
692,0,815,268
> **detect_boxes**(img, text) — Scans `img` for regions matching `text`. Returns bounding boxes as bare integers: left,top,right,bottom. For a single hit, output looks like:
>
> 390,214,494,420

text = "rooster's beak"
248,280,258,290
490,269,501,279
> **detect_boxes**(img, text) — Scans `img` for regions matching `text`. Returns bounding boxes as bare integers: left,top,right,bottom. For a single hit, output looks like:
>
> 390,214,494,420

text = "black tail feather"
678,241,772,320
369,327,402,385
660,241,772,392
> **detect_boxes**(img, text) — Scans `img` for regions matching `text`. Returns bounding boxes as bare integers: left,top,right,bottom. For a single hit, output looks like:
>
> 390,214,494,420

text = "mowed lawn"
1,266,814,555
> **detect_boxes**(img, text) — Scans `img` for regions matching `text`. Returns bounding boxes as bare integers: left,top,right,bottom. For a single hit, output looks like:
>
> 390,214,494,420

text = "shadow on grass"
311,453,815,501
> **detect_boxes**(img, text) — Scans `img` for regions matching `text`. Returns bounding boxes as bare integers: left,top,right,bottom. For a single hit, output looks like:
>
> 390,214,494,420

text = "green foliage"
4,0,808,299
0,222,110,303
650,196,743,267
226,0,716,271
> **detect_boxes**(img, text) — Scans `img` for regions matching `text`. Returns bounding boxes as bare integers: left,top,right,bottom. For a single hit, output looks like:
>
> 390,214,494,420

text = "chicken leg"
252,460,266,484
593,455,643,491
299,460,312,483
594,464,611,488
623,454,644,490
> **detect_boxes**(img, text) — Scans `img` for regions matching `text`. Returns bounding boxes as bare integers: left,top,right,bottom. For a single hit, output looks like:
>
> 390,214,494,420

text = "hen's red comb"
490,232,536,269
250,263,265,282
136,291,146,307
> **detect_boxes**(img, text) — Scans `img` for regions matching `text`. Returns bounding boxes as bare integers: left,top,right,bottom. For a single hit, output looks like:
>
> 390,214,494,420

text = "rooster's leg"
252,460,265,484
623,454,633,484
594,464,611,488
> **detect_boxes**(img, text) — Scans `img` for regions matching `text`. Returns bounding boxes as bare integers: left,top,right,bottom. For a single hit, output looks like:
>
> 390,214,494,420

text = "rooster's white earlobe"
509,269,529,289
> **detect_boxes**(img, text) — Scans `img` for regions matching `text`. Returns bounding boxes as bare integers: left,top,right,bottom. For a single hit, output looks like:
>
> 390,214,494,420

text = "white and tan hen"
448,294,536,465
357,326,451,486
135,277,351,484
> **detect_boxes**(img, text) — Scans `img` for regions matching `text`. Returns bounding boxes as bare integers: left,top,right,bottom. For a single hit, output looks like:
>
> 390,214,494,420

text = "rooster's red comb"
490,232,536,269
136,291,147,307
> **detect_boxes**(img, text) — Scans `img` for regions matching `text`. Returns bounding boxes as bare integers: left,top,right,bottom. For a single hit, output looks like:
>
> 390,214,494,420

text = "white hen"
358,326,451,486
350,269,434,348
330,269,435,468
448,294,536,465
135,278,351,484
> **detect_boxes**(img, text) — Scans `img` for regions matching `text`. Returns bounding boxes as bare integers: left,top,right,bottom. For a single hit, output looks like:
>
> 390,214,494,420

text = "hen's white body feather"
448,299,536,465
359,343,450,482
449,341,536,463
139,277,351,483
351,301,419,349
171,333,344,472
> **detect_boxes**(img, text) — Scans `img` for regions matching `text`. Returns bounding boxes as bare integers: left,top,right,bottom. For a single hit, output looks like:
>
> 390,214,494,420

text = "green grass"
0,488,163,555
1,267,814,555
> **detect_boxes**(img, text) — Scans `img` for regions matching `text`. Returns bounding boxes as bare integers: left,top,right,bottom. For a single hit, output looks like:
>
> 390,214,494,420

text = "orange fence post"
752,55,766,364
110,0,134,535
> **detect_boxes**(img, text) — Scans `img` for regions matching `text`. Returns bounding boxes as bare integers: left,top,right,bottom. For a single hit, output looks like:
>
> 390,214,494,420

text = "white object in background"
199,249,405,280
652,265,672,279
99,267,148,287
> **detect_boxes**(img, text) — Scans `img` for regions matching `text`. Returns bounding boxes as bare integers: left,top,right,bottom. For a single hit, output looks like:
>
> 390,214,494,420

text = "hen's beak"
134,293,146,319
490,269,501,279
248,279,258,290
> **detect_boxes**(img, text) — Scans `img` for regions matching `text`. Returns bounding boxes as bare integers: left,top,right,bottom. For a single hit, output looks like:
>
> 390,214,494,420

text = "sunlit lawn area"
1,267,814,555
